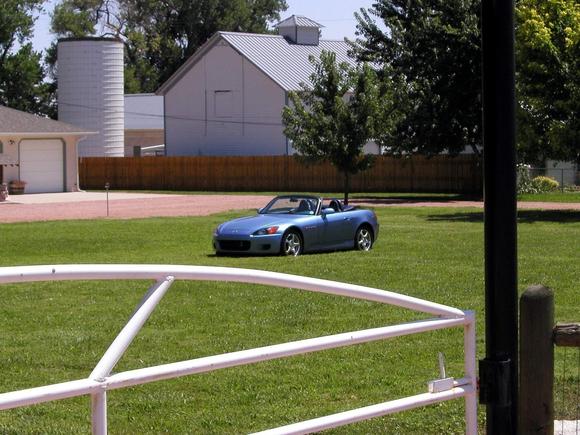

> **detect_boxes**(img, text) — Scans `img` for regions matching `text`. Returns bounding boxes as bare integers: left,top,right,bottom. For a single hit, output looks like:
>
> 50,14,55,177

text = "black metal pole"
481,0,518,433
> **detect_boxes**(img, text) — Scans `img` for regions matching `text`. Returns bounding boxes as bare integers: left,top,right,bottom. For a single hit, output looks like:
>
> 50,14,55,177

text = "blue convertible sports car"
213,195,379,256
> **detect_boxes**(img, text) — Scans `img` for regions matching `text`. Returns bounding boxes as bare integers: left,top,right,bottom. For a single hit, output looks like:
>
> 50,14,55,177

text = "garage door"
20,139,64,193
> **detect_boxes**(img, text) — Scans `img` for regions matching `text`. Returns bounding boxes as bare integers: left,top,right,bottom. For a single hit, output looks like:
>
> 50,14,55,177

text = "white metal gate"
0,264,477,434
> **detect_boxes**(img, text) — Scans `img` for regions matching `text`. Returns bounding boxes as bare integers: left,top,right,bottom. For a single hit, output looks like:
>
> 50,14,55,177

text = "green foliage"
0,0,54,116
518,164,561,194
50,0,288,92
352,0,578,165
350,0,482,156
50,0,100,38
516,0,580,164
517,163,538,194
532,175,560,192
282,51,387,204
0,0,39,46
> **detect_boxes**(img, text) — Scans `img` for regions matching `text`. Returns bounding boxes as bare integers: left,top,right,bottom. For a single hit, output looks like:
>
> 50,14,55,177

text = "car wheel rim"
284,233,301,256
357,229,372,251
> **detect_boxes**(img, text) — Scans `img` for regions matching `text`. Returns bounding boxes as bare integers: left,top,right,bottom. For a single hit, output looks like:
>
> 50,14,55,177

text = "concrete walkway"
1,191,177,204
0,191,270,223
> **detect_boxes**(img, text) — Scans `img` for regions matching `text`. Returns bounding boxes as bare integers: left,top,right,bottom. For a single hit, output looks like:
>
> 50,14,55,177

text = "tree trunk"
343,172,350,205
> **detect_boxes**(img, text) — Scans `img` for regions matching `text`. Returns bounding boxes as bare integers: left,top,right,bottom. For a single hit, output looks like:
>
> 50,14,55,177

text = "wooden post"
519,285,554,434
553,323,580,347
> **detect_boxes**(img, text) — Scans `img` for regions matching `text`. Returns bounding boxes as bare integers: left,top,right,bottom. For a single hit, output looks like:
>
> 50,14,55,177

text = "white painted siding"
296,28,320,45
277,26,320,44
58,39,125,157
124,94,164,130
546,160,578,186
165,41,287,156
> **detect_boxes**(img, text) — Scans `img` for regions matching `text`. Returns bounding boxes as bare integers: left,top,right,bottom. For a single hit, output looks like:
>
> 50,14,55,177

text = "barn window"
214,91,233,117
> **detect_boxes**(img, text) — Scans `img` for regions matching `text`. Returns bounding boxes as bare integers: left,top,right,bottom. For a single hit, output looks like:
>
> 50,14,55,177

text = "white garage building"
0,105,94,193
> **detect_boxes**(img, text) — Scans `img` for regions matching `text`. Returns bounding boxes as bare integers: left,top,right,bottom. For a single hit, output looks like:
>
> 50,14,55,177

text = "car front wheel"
355,226,373,251
281,230,303,256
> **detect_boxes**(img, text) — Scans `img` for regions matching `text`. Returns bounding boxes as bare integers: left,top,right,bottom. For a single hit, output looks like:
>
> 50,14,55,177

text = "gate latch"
428,352,455,393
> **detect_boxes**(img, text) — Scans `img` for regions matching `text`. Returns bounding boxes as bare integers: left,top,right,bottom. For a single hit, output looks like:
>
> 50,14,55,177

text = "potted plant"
8,180,26,195
0,183,8,201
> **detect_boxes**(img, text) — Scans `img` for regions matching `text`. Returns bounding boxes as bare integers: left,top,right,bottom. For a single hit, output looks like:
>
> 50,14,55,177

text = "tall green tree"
282,51,386,204
350,0,482,156
50,0,287,92
0,0,53,115
516,0,579,164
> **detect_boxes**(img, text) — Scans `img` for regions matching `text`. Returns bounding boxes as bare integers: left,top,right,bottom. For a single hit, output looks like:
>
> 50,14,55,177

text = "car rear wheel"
355,226,373,251
281,230,303,256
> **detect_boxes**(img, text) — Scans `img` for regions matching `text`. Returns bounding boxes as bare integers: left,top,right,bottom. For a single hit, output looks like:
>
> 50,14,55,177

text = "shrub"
531,176,559,192
517,164,537,194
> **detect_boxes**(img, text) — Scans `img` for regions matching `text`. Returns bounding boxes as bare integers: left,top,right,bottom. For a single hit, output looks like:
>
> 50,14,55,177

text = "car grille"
219,240,251,251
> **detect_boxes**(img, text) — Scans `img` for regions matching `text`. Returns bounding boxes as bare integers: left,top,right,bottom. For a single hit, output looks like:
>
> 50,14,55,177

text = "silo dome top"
57,36,123,44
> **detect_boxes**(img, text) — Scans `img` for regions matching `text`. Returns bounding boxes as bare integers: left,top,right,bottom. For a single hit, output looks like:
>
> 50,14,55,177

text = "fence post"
519,284,554,434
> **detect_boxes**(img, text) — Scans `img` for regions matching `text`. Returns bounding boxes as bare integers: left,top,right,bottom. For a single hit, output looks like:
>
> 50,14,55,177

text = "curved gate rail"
0,265,477,434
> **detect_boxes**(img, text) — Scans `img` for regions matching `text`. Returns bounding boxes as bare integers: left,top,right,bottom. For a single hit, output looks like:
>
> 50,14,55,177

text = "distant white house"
0,105,94,193
156,15,380,156
124,94,164,156
545,159,579,186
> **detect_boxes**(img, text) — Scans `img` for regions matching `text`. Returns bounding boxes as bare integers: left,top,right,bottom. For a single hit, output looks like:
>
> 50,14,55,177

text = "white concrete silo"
58,38,125,157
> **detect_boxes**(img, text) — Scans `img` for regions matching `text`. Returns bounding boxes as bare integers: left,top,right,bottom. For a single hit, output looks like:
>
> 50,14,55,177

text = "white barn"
156,15,379,156
124,94,164,156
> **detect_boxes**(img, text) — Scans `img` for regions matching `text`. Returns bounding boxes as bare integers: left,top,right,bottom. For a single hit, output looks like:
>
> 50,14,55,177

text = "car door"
321,211,352,245
298,215,322,251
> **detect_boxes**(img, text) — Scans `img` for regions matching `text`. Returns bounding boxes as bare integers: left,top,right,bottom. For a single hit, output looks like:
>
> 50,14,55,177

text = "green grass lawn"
96,189,476,201
518,190,580,203
103,188,580,203
1,207,578,433
94,186,580,204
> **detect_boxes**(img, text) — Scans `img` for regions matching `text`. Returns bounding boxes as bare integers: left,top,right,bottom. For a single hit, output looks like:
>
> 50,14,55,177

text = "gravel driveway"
1,192,578,223
0,192,271,223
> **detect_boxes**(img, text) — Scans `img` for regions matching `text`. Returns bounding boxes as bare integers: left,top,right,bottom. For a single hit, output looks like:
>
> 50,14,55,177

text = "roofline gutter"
155,33,223,96
156,32,300,96
0,132,98,137
226,44,288,93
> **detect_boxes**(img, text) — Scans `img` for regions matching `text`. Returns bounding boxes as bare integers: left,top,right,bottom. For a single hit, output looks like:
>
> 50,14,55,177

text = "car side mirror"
257,208,264,214
322,207,335,216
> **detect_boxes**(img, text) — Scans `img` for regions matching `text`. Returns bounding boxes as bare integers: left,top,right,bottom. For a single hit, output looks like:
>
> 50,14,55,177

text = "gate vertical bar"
92,391,107,435
481,0,518,432
464,311,477,434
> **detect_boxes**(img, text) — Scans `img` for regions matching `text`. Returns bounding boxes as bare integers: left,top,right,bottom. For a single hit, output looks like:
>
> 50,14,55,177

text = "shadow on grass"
350,194,482,206
426,210,580,223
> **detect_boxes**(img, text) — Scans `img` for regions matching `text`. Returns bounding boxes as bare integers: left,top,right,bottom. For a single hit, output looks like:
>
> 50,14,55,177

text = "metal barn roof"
221,32,354,91
275,15,324,28
157,31,356,94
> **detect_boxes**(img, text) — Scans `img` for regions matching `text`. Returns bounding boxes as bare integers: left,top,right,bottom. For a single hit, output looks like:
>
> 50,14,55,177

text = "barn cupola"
276,15,324,46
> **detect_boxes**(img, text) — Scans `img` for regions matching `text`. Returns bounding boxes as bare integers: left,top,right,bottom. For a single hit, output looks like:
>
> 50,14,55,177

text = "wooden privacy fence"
79,155,482,193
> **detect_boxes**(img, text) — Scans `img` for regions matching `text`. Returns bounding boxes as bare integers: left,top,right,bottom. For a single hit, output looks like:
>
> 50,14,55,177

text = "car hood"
218,214,304,235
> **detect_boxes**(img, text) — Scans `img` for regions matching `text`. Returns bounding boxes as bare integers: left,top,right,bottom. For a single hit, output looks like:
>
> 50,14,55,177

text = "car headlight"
253,226,279,236
214,224,223,236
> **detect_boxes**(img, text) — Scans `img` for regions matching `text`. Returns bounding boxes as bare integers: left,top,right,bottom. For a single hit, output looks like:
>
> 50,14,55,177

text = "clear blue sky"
31,0,378,52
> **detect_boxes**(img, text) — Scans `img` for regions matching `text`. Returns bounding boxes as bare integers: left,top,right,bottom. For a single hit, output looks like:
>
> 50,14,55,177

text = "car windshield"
261,196,319,215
